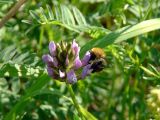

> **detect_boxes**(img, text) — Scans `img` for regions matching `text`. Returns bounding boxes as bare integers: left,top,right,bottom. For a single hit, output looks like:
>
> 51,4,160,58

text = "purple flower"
52,57,58,67
74,56,82,69
42,54,58,67
81,64,92,79
47,67,55,78
72,39,80,56
42,40,81,84
49,41,56,56
67,70,77,84
42,40,106,84
42,54,54,66
82,51,91,66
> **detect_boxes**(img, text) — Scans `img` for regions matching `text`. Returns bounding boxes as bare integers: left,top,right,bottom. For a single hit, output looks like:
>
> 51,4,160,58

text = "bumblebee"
89,48,106,73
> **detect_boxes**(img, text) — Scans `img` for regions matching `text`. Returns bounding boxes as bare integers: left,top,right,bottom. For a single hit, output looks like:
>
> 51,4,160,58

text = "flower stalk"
67,84,85,120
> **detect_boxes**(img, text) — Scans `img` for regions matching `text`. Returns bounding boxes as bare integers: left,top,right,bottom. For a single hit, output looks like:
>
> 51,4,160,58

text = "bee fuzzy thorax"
91,48,106,59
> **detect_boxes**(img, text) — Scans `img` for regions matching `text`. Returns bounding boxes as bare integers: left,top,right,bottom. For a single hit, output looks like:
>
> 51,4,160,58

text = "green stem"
67,84,85,120
39,25,44,51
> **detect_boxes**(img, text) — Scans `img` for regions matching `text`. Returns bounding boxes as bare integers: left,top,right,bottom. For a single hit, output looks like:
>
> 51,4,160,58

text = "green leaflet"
27,4,110,37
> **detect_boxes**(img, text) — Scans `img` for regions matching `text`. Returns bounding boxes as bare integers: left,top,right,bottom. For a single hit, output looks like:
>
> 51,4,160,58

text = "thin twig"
0,0,27,29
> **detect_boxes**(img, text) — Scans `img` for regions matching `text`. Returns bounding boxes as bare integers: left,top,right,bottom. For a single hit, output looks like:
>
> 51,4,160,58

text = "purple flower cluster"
42,40,105,84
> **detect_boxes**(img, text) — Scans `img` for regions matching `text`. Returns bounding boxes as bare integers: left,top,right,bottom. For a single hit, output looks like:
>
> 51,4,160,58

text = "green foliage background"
0,0,160,120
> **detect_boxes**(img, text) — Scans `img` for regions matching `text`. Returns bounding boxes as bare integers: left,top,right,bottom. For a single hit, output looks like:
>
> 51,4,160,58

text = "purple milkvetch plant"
42,40,106,84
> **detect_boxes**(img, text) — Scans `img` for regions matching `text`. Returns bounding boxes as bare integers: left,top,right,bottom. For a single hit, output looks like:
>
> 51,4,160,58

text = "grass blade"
80,18,160,56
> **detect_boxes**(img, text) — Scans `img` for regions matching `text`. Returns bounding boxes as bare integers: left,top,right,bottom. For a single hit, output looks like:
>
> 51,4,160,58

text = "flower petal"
59,70,65,78
49,41,56,56
42,54,58,67
52,57,58,67
81,64,92,79
67,70,77,84
82,51,91,66
72,39,80,56
74,56,82,69
47,67,55,78
42,54,54,66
